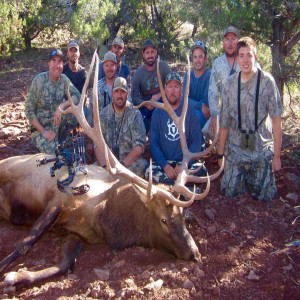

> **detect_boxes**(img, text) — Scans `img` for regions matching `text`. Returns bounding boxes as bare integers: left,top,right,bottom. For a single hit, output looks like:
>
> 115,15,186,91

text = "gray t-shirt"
131,60,171,106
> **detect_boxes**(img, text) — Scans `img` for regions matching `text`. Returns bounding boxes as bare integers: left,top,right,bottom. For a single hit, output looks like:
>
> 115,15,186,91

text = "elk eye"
161,219,167,225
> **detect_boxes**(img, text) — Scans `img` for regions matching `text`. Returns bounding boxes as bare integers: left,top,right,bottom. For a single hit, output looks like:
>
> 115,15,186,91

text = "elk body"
0,153,200,290
0,51,223,290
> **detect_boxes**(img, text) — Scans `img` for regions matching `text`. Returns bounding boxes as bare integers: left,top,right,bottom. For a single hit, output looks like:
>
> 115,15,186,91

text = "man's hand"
145,103,154,110
163,164,177,179
151,93,161,102
209,115,217,133
202,104,210,120
53,106,63,126
42,130,56,141
272,157,281,172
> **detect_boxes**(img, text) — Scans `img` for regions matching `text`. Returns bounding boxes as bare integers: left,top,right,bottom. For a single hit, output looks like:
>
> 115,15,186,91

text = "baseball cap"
113,77,128,92
191,40,207,54
103,51,117,64
223,26,240,37
49,48,63,61
142,39,156,52
165,72,182,86
68,39,79,51
112,37,124,48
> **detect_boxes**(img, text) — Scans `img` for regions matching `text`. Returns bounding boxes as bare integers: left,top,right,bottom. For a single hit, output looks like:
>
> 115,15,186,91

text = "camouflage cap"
112,37,124,48
191,40,207,54
223,26,240,37
113,77,128,92
165,72,182,86
103,51,117,64
49,48,63,61
142,39,156,52
68,39,79,51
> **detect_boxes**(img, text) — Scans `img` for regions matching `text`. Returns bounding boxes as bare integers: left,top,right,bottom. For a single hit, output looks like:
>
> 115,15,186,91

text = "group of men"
25,25,282,202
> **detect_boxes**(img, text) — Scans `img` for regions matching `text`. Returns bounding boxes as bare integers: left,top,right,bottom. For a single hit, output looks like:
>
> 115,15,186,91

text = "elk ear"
131,183,151,205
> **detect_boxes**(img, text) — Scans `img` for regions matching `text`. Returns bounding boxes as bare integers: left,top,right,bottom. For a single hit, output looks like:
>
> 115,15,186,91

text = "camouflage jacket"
100,102,146,161
208,54,240,116
220,70,283,163
25,72,80,133
96,78,113,110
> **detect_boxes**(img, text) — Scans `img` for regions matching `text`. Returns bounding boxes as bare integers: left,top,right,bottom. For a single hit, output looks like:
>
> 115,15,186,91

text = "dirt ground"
0,48,300,300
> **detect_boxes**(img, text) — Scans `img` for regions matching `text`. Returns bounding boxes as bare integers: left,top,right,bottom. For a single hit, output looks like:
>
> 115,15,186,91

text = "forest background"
0,0,299,104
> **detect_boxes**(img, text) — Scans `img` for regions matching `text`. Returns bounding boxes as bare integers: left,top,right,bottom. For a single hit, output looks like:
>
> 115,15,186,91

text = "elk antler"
61,51,195,207
134,55,224,200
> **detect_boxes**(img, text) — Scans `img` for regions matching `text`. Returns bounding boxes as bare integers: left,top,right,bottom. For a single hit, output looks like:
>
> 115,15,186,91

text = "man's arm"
122,110,146,166
122,146,144,167
208,59,221,117
131,69,144,106
271,116,282,172
149,111,167,168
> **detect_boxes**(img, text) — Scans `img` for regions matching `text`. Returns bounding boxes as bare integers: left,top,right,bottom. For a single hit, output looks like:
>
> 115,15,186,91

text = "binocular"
240,129,256,151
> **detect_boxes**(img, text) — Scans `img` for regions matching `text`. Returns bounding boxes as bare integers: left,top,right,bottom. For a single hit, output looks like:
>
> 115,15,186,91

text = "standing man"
182,40,211,130
25,49,81,154
94,77,147,177
208,26,240,131
98,37,130,80
63,39,87,94
131,39,171,132
146,72,205,184
218,37,282,201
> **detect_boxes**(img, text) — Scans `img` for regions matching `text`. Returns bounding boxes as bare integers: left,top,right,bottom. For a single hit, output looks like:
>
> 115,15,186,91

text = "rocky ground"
0,48,299,299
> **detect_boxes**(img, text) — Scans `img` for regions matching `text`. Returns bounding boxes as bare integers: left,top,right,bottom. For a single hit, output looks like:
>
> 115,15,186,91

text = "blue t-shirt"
182,68,210,110
149,101,203,168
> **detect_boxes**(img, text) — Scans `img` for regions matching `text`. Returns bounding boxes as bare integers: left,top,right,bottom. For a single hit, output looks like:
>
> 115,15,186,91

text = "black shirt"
63,63,87,93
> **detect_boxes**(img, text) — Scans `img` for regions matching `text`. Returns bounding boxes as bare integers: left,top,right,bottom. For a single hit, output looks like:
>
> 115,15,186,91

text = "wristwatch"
215,153,224,160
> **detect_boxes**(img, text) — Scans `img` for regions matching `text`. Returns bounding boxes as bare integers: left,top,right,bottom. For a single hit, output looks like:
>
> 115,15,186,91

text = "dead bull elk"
0,52,223,290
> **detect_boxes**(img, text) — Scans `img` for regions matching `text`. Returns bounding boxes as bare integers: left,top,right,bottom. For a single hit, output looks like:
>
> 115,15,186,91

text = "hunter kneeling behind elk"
25,48,81,154
90,76,147,178
145,72,207,185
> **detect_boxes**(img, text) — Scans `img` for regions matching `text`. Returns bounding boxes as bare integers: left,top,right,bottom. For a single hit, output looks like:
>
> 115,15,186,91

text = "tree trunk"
271,14,285,103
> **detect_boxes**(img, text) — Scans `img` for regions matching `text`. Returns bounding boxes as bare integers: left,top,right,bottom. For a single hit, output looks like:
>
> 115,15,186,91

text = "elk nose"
190,252,201,262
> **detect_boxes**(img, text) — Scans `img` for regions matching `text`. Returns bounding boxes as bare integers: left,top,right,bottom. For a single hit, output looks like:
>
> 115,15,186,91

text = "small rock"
285,173,300,190
193,267,205,278
168,295,180,300
212,286,221,295
67,274,78,280
228,222,236,231
94,268,110,281
140,270,151,279
90,286,101,299
205,208,215,221
286,193,299,202
247,270,259,280
206,225,216,236
144,279,164,292
183,279,194,289
283,263,293,271
125,278,136,287
112,259,125,269
0,127,21,138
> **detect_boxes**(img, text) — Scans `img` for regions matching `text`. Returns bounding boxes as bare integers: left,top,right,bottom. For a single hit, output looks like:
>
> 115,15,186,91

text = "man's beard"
143,57,157,67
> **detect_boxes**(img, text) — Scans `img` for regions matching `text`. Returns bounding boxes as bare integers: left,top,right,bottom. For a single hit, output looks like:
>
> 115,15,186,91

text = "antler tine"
63,50,196,208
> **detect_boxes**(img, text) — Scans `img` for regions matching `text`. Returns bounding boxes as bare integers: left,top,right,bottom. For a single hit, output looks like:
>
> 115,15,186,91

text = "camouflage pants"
128,158,148,178
31,131,58,155
221,156,277,201
31,115,78,155
145,160,207,185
